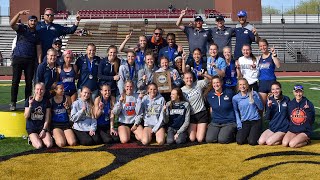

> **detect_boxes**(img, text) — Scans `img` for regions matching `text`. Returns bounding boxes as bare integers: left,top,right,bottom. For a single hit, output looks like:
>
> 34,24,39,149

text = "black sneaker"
9,102,16,111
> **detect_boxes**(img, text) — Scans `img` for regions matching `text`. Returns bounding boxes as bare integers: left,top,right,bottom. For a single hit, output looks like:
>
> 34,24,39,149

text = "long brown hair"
168,87,185,110
242,44,256,62
122,80,134,101
204,75,223,97
107,45,120,74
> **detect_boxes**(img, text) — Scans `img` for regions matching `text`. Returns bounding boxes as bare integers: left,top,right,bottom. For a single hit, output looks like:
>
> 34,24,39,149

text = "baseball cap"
52,37,62,44
293,85,304,91
237,10,247,17
28,15,38,21
194,15,203,22
174,56,182,62
215,15,225,21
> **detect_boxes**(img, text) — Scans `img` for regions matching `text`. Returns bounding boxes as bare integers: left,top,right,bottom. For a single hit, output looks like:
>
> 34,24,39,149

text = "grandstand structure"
1,0,320,72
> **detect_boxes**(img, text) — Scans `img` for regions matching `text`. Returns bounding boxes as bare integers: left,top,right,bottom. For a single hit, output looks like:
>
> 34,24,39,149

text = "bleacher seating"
54,11,69,20
78,9,196,19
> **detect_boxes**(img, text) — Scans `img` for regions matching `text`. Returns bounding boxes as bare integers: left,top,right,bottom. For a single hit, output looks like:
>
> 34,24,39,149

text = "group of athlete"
17,8,314,149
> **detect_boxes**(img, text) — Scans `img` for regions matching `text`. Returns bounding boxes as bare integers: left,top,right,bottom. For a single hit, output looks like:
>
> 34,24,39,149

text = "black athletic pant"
73,129,101,146
97,125,119,144
11,57,35,103
236,119,262,146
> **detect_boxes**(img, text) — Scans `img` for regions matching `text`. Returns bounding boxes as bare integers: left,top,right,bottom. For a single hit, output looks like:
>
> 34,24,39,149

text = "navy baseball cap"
293,85,304,91
215,15,225,21
194,15,203,22
52,37,62,44
28,15,38,20
237,10,247,17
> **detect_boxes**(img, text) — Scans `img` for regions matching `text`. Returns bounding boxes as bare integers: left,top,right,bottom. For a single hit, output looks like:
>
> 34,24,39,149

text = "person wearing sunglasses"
36,8,81,59
147,28,168,64
42,38,64,66
282,85,315,148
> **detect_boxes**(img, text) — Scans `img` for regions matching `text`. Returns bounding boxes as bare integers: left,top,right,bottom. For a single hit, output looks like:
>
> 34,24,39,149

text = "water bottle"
0,134,5,140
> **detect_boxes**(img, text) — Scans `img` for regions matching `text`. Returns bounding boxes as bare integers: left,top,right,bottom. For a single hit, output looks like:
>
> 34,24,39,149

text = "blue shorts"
26,120,44,135
64,89,77,97
258,80,275,93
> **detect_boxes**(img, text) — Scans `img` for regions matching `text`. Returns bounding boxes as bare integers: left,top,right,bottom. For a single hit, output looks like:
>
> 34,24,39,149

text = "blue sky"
0,0,307,16
262,0,305,9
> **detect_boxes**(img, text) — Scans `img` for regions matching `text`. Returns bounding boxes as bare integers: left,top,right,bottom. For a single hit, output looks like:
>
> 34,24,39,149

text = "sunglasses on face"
154,33,162,35
45,14,54,17
54,43,62,46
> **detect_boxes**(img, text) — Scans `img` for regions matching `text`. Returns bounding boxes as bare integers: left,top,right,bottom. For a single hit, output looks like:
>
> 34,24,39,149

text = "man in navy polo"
210,15,235,57
42,38,64,66
36,8,81,59
176,9,212,64
234,10,260,60
9,10,42,111
75,43,101,100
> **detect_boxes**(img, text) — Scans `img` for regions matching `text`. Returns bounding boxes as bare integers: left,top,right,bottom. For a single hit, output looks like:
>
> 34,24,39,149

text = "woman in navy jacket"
258,81,290,146
282,85,315,148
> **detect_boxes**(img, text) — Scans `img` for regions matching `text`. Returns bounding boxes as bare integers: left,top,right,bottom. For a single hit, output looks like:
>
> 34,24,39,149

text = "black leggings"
96,125,119,144
73,129,101,146
236,120,262,146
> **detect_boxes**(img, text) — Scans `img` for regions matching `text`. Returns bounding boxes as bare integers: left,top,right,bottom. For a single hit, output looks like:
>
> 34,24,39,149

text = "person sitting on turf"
71,86,99,146
57,50,78,103
112,80,143,143
24,82,53,149
50,82,76,147
136,83,166,145
205,75,237,144
232,78,263,146
258,81,290,146
164,88,190,144
282,85,315,148
181,72,210,143
93,84,119,144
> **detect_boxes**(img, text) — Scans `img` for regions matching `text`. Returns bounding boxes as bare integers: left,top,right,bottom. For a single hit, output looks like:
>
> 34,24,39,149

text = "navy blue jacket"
98,58,117,91
207,90,236,124
76,55,100,91
288,97,315,137
36,61,58,91
36,21,78,58
158,44,181,67
265,96,290,133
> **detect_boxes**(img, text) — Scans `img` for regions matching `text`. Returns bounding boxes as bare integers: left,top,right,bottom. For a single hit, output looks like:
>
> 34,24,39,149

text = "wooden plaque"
153,71,172,93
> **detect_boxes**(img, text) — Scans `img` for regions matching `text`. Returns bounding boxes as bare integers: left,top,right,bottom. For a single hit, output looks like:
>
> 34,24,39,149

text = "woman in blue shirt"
51,82,76,147
257,39,281,107
232,78,263,145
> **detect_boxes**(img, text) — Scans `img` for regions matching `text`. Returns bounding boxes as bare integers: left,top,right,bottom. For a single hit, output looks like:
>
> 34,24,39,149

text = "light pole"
281,16,285,63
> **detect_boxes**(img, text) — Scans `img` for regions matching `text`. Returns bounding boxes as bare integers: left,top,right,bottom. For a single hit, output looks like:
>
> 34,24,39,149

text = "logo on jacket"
290,108,307,125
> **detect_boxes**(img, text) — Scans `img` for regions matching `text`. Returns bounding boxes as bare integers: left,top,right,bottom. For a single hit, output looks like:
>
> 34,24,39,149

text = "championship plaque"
153,71,172,93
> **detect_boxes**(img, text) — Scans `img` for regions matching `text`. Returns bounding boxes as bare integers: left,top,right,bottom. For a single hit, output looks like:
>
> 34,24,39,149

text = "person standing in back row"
10,10,42,111
36,8,80,59
234,10,260,60
176,8,212,64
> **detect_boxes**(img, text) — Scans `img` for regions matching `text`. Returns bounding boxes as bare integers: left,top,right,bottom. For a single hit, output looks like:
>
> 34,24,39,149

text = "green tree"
286,0,320,14
262,6,281,14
